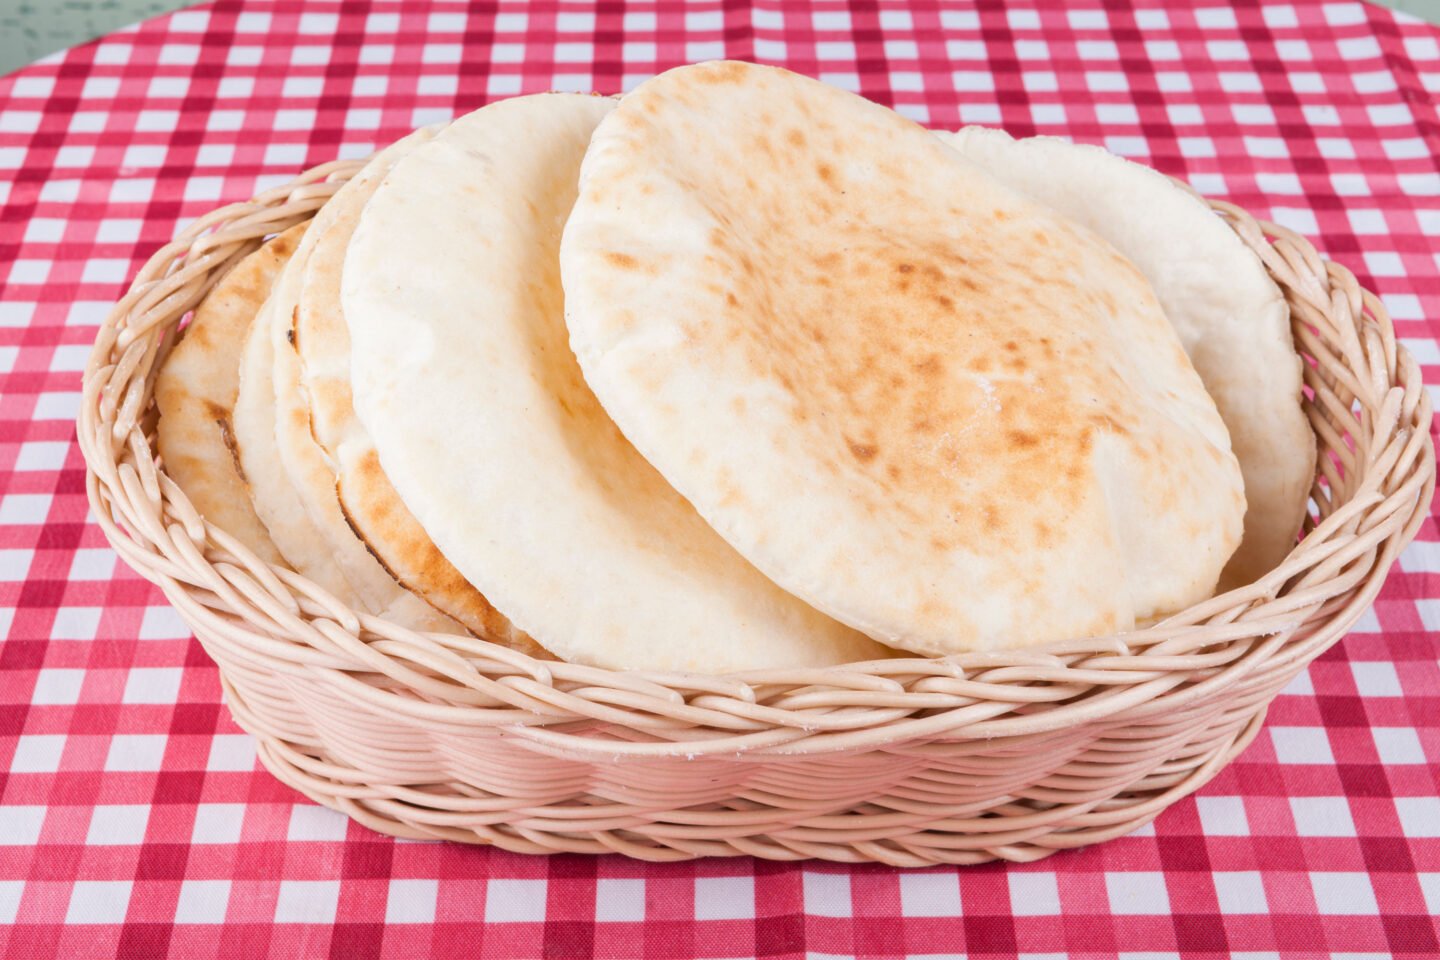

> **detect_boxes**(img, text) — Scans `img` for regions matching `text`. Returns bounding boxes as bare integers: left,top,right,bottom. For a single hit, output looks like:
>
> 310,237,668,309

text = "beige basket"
78,160,1435,867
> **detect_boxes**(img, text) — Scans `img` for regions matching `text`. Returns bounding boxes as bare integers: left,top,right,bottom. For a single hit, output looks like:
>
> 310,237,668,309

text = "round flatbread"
943,126,1314,590
561,61,1246,655
269,227,406,608
232,227,462,634
233,285,355,601
343,92,888,672
293,128,535,651
155,225,305,564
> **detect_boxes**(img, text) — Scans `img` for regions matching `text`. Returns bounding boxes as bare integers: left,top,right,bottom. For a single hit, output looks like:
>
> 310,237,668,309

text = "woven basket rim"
76,158,1436,760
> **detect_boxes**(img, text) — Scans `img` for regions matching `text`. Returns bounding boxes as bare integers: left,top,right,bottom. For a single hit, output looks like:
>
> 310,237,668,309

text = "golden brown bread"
154,224,307,565
943,125,1314,590
562,62,1247,654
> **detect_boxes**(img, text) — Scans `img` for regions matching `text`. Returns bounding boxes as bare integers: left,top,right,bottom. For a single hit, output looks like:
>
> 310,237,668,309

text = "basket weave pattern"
78,162,1435,866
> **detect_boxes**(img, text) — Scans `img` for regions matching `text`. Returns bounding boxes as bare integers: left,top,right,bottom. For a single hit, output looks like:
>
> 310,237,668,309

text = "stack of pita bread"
154,62,1314,673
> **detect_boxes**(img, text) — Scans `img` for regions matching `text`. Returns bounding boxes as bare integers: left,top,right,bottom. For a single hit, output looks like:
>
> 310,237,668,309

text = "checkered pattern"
0,0,1437,956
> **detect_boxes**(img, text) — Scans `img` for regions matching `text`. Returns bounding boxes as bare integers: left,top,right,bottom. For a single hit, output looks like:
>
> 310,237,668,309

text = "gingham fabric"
0,1,1437,957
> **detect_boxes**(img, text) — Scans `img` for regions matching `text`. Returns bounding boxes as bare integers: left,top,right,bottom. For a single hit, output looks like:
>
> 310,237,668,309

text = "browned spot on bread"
337,482,407,586
212,406,246,482
917,595,955,625
696,61,749,84
725,292,739,308
847,438,878,462
816,162,835,185
896,262,915,274
913,354,942,377
1007,430,1040,449
270,230,300,257
604,251,640,270
787,128,806,148
713,465,749,510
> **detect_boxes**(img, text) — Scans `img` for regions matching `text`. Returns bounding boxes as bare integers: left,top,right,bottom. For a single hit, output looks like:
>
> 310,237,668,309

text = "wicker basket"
77,159,1435,867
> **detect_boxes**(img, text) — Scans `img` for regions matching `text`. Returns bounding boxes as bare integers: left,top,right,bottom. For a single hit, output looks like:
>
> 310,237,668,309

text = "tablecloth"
1,1,1438,957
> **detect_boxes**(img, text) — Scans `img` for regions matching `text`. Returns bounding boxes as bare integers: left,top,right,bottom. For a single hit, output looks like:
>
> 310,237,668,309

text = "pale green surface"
1388,0,1440,24
0,0,1437,78
0,0,194,77
1384,0,1440,25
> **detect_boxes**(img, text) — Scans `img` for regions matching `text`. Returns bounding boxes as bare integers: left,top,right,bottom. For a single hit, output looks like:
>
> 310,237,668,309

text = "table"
1,1,1438,957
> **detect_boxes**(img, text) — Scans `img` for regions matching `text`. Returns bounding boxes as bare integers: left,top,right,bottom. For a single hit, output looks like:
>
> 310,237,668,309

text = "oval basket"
78,159,1435,867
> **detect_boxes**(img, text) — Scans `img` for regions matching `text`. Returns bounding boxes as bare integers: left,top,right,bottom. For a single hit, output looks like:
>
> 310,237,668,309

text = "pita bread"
293,128,537,652
231,225,462,634
268,222,406,606
343,93,888,672
155,226,306,564
561,62,1246,655
232,286,356,600
943,126,1314,590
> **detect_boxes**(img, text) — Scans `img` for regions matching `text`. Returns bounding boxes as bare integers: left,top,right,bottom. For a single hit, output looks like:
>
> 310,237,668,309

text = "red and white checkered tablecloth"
1,0,1438,956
